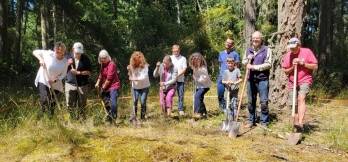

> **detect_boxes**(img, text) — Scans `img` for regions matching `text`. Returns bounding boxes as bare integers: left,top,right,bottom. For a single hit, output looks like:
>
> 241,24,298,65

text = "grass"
0,84,347,161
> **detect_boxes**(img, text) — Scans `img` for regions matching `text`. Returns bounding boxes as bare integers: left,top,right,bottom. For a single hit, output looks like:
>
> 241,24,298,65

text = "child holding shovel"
221,57,242,131
188,52,212,119
153,55,178,117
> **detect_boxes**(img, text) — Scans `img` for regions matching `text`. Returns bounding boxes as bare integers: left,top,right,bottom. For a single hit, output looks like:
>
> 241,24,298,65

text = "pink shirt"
98,61,121,91
281,48,318,89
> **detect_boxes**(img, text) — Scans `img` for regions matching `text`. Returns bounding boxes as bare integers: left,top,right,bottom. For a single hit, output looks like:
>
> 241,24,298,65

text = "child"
188,52,212,118
222,57,242,123
153,55,178,117
127,51,151,122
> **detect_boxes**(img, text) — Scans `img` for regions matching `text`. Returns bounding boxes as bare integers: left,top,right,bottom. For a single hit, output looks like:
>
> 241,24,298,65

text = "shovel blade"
287,133,302,145
228,121,241,138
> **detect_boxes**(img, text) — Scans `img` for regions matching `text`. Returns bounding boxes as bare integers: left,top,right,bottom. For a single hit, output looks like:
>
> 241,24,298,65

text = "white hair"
98,49,112,64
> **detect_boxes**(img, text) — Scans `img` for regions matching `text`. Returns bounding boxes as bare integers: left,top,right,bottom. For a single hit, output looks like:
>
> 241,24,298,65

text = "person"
95,49,121,123
242,31,272,128
65,42,91,120
281,37,318,132
217,38,240,113
222,57,242,122
153,55,178,117
127,51,151,122
170,44,187,116
188,52,212,119
33,42,68,117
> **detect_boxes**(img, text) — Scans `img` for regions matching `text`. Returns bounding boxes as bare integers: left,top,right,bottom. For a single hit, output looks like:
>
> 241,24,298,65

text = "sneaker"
179,111,185,116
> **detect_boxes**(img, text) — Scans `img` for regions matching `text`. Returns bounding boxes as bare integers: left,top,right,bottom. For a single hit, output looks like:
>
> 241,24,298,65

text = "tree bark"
112,0,117,19
15,0,25,69
244,0,256,48
269,0,305,109
175,0,181,24
40,0,49,49
0,0,9,63
318,0,334,66
53,0,57,43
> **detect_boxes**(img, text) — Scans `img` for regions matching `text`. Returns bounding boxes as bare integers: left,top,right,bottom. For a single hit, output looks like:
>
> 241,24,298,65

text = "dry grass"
0,85,347,161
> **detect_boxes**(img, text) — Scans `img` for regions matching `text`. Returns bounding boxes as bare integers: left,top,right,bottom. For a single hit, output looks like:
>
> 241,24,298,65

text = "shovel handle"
291,64,298,117
235,60,251,121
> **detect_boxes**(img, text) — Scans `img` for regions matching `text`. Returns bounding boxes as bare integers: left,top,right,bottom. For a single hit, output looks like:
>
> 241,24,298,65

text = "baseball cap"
73,42,84,54
287,38,300,48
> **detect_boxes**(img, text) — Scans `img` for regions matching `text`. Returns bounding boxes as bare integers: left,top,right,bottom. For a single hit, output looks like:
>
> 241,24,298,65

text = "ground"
0,85,347,162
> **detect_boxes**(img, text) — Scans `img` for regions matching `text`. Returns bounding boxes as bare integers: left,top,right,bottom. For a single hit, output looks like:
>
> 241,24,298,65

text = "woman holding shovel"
95,50,121,123
282,38,318,132
188,52,212,119
33,42,69,117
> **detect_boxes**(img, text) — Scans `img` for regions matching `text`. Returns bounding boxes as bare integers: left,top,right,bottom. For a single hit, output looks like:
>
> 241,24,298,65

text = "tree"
269,0,305,109
40,0,49,49
0,0,9,63
318,0,334,66
244,0,256,48
15,0,25,69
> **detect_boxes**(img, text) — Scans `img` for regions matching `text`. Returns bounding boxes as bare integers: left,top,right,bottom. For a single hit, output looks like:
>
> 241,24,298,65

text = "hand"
160,82,165,86
39,59,46,68
95,82,100,88
127,65,131,71
246,64,254,70
156,62,161,67
298,58,305,66
68,58,74,65
48,79,56,85
71,69,78,75
247,55,254,60
292,58,300,65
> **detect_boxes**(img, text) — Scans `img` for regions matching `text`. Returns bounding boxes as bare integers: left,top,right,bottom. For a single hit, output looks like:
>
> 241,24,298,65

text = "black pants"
38,82,61,116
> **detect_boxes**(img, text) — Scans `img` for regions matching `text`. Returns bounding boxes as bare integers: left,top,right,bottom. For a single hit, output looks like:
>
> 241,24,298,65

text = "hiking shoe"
179,111,185,116
294,125,304,133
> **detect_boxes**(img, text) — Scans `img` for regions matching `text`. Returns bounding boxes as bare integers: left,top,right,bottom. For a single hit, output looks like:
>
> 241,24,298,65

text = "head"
189,52,207,69
225,38,234,51
72,42,84,60
226,57,235,70
130,51,147,69
162,55,173,69
251,31,263,49
98,49,112,64
172,44,181,57
287,37,301,54
54,42,66,60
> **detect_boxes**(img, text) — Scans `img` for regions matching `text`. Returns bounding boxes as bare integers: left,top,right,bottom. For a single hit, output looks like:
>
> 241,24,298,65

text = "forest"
0,0,347,161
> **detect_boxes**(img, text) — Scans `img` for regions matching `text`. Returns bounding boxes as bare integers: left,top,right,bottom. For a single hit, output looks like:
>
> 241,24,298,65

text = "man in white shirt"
170,45,187,116
33,42,68,117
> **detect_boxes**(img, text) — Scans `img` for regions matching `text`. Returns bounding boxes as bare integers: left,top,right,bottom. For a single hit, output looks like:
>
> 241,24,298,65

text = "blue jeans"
176,82,185,111
226,90,238,121
247,80,269,125
131,88,149,119
217,79,226,111
194,88,209,114
102,89,119,119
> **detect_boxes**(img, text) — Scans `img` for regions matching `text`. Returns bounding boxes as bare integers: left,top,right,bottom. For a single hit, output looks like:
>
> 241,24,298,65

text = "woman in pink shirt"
282,38,318,132
95,49,121,123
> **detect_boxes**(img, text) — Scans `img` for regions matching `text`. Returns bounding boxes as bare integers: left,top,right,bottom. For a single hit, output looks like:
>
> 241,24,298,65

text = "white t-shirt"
130,64,151,89
170,55,187,82
193,67,212,88
34,50,68,92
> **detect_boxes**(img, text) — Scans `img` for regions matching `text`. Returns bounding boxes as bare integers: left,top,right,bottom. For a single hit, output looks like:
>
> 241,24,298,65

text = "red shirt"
281,48,318,89
98,61,120,91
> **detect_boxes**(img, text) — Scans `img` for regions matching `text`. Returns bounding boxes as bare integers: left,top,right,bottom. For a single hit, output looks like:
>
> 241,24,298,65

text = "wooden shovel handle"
291,65,298,117
235,60,251,121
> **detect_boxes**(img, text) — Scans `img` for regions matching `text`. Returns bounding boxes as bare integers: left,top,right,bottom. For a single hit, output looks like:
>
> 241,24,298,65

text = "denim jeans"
226,90,238,121
102,89,119,119
194,88,209,114
217,79,226,111
38,82,61,116
247,80,269,125
131,88,149,119
176,82,185,111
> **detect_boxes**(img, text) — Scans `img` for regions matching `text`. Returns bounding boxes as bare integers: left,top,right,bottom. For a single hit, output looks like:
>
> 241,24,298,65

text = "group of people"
33,31,318,132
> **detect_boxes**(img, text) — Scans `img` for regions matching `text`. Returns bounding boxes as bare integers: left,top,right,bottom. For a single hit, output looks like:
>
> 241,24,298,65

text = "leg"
230,90,239,121
65,83,78,119
200,88,209,116
194,88,203,113
165,88,176,116
77,85,89,120
38,83,50,113
247,81,257,125
140,88,149,119
110,89,119,120
217,80,226,112
298,84,310,128
177,82,185,113
258,80,270,126
131,88,140,120
159,90,166,115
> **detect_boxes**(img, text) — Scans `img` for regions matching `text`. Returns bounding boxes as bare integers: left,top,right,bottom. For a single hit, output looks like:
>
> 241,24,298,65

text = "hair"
130,51,147,69
162,55,173,68
98,49,112,64
54,41,66,51
189,52,207,70
226,57,235,63
172,44,180,50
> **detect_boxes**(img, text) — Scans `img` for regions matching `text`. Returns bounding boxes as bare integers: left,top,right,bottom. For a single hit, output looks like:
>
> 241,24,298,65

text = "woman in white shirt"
189,52,212,119
33,42,68,116
127,51,151,121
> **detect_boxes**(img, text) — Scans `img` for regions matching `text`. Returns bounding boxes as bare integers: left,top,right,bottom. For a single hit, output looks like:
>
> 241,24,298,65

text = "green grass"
0,84,347,161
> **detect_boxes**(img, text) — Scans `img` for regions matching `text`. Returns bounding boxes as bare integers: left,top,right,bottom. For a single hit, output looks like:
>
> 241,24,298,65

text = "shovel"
221,89,230,132
228,60,250,138
287,64,302,145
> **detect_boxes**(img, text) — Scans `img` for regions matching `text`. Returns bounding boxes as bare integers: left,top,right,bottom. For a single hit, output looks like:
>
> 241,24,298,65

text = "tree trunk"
0,0,9,63
15,0,25,70
269,0,305,109
112,0,117,19
53,0,57,43
175,0,181,24
318,0,334,66
40,0,49,49
244,0,256,48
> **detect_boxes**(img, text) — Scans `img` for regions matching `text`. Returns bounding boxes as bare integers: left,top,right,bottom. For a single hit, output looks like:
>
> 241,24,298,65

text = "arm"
102,63,116,89
197,67,210,84
164,67,178,86
153,63,160,78
252,48,272,71
241,51,249,65
177,58,187,78
33,50,46,66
